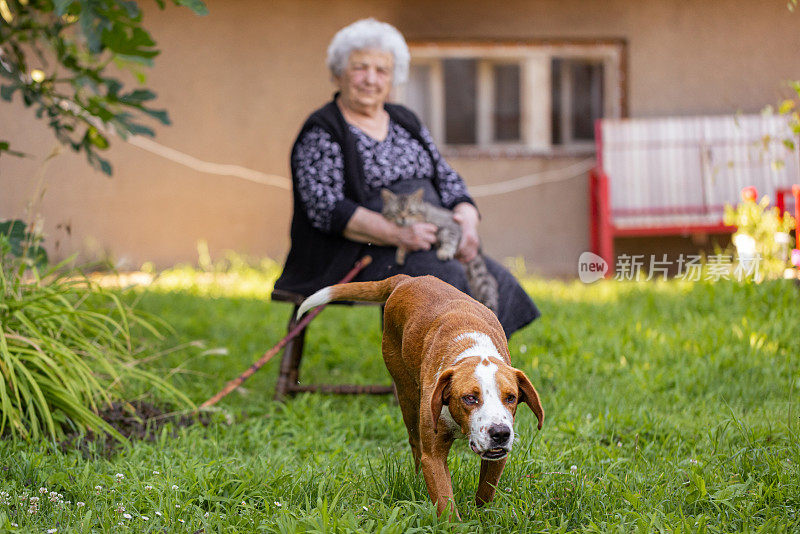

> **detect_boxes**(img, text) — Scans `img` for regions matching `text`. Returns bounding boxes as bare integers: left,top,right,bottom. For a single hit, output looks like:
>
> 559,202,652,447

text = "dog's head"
430,356,544,461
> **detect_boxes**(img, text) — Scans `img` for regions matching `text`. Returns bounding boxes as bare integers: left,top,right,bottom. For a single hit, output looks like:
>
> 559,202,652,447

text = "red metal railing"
590,114,800,270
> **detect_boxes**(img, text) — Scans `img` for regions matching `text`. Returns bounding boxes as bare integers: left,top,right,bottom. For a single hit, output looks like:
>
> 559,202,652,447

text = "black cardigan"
273,95,472,297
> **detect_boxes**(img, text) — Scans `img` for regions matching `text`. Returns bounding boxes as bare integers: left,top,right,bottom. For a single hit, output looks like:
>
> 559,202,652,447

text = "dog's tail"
296,274,410,320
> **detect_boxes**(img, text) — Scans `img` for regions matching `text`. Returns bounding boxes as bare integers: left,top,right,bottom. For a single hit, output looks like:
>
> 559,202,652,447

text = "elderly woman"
274,18,539,338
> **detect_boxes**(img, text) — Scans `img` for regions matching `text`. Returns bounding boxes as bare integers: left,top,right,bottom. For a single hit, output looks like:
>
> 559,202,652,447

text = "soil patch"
60,400,210,457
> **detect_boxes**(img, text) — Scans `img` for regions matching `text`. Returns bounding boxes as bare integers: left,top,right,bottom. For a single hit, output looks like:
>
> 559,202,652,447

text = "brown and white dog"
297,274,544,518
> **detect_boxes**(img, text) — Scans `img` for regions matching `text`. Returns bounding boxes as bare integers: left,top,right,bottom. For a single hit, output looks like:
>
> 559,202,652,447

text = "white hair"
326,18,410,86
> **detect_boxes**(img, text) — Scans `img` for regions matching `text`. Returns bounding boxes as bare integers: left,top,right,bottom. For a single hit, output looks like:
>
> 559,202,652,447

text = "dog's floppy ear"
515,369,544,430
430,369,454,434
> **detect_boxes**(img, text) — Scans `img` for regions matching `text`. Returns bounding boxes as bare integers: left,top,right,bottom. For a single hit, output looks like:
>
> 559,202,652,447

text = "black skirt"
353,245,540,340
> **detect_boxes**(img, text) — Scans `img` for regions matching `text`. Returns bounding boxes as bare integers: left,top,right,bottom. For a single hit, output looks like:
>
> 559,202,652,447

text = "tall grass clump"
0,223,192,442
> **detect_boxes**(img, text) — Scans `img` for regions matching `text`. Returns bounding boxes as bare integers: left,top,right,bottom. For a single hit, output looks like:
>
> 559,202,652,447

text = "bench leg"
274,305,307,401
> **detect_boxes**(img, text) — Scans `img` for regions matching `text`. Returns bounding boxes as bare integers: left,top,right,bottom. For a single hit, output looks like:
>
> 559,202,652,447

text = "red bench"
590,114,800,267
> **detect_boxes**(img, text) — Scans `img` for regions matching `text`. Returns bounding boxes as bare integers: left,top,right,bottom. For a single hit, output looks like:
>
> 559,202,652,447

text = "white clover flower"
689,458,699,465
39,487,48,494
153,471,160,475
617,441,622,447
145,485,153,491
155,511,162,517
11,523,18,527
29,497,40,504
123,513,132,519
204,512,209,518
47,529,57,533
142,516,149,521
49,491,60,502
77,502,85,507
115,504,125,513
115,473,125,481
362,506,368,512
175,504,181,508
171,484,178,490
570,465,578,474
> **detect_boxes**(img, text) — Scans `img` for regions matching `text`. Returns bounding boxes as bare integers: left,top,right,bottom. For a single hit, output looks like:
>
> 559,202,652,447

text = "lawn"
1,266,798,533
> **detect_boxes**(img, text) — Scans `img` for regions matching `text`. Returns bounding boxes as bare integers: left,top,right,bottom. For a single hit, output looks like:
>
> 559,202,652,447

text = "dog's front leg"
420,453,459,519
476,457,507,507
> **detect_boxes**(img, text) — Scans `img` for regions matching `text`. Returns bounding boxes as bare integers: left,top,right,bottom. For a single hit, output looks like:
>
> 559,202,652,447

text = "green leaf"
79,6,105,53
175,0,209,15
53,0,75,16
120,1,141,18
141,107,170,125
0,220,27,245
102,25,159,59
778,99,796,115
99,157,112,175
126,123,155,136
0,143,27,158
88,127,110,149
0,85,17,102
120,89,157,104
0,220,48,267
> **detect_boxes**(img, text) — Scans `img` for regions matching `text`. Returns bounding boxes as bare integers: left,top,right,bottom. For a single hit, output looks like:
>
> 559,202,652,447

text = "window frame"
395,40,627,157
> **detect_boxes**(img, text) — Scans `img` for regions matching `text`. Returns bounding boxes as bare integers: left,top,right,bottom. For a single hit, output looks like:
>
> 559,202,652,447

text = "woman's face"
336,49,394,111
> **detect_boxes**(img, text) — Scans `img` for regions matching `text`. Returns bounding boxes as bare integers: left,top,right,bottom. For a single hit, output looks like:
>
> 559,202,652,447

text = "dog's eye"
462,394,478,405
506,395,517,404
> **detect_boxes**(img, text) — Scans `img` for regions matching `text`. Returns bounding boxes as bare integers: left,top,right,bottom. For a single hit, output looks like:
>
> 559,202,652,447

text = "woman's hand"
343,207,437,251
453,203,480,263
396,222,438,251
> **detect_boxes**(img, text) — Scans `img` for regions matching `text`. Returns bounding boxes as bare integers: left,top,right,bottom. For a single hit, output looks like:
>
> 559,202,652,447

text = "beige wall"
1,0,798,276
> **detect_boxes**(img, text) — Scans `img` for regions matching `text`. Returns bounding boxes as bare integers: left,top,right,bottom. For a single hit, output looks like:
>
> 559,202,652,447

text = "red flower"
741,186,758,202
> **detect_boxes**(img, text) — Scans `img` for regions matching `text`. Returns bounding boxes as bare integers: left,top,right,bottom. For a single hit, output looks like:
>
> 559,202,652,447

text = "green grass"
1,268,798,532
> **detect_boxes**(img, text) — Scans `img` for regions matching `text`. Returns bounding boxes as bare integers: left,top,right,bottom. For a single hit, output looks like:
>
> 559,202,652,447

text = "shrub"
723,187,796,281
0,222,192,441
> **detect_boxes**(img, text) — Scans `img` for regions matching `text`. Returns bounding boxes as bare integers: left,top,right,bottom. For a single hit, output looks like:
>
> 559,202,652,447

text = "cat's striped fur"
381,189,499,314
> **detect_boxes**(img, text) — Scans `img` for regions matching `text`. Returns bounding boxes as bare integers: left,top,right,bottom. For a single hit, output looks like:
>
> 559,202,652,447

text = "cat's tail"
466,255,499,314
296,275,411,320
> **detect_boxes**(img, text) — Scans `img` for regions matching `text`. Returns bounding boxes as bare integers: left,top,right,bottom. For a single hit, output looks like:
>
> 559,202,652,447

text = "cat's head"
381,188,426,226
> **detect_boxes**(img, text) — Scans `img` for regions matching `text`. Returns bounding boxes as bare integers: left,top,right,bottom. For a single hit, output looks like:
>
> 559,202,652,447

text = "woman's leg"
482,256,540,339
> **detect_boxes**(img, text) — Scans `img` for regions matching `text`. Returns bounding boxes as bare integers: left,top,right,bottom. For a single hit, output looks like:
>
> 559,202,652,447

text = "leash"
199,255,373,409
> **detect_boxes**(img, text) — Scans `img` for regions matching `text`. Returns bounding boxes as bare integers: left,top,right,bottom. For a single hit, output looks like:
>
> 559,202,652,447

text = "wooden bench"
271,289,395,400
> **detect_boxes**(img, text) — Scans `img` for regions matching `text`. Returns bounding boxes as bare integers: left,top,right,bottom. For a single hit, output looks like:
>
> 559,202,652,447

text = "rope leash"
199,255,372,409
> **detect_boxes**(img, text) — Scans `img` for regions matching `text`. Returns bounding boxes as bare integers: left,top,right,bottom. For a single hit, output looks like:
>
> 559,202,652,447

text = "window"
396,41,625,154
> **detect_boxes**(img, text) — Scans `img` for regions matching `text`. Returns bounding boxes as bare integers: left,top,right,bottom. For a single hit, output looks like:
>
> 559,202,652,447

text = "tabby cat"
381,188,499,313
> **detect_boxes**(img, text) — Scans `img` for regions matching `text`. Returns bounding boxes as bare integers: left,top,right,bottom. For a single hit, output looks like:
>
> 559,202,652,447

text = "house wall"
1,0,797,276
